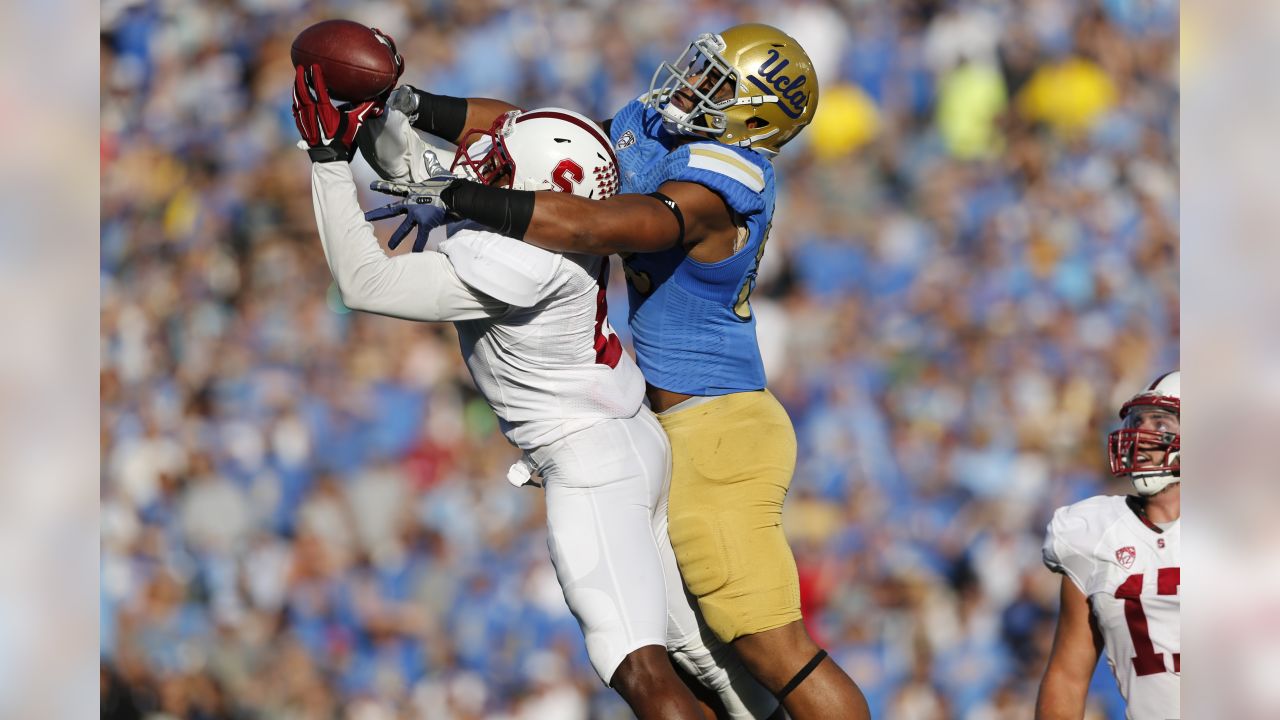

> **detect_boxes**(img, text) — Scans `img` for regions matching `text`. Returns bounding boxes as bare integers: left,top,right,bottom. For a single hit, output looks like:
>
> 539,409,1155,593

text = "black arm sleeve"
409,89,469,141
441,180,536,240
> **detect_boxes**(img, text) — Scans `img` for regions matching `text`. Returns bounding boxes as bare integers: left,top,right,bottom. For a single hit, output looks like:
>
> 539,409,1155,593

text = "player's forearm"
312,162,391,301
1034,670,1089,720
521,193,674,255
462,98,522,139
439,182,678,255
405,89,520,145
310,163,502,321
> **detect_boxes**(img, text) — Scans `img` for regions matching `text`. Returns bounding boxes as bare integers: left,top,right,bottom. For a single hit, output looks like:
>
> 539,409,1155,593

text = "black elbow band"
441,180,535,240
647,192,685,246
410,89,469,141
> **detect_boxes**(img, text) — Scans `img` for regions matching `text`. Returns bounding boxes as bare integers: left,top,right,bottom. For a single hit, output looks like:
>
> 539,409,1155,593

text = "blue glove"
364,199,448,253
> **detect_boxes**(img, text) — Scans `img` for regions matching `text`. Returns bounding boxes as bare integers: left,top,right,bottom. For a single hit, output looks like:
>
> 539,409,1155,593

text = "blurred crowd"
100,0,1178,718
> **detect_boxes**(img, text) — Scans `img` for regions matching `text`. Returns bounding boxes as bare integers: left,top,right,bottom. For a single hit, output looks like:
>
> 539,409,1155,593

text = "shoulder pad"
1043,495,1128,591
439,226,562,307
681,142,768,192
663,142,771,215
1051,496,1129,546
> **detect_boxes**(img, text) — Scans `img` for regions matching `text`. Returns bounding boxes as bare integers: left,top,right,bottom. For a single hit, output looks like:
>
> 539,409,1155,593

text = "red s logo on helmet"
551,159,584,193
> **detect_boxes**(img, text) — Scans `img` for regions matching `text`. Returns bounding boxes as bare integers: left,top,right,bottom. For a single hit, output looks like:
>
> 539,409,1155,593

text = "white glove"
370,172,457,209
357,107,415,181
357,93,456,183
507,457,540,488
420,146,450,178
387,85,422,121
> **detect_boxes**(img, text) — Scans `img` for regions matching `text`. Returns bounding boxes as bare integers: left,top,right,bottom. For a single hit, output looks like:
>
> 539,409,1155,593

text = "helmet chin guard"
1131,472,1180,496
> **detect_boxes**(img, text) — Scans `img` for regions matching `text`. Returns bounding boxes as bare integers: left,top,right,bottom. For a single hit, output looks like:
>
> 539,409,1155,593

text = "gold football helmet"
647,23,819,156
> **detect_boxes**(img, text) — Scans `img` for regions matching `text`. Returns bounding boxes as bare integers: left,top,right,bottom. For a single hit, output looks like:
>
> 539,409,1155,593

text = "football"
290,20,399,102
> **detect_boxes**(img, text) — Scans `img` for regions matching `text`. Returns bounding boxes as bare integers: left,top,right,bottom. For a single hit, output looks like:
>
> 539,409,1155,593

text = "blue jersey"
608,99,777,395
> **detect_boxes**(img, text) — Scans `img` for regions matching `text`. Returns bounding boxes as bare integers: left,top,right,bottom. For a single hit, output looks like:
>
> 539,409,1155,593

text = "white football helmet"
451,108,620,200
1108,371,1180,496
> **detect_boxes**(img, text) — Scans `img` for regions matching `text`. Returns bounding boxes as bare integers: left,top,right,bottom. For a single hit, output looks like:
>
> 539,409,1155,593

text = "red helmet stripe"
1147,371,1175,391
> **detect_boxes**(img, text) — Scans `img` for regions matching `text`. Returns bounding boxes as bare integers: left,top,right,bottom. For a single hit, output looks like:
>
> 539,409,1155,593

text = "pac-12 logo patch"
616,130,636,150
1115,546,1136,569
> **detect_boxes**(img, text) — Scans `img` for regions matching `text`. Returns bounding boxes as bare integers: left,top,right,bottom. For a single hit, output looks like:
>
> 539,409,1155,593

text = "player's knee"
671,638,781,719
610,645,683,695
669,637,732,693
732,621,820,679
763,618,815,650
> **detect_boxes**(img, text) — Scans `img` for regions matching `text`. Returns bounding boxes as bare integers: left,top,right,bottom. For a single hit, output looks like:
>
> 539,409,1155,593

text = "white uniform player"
309,105,776,717
1038,371,1181,720
1043,495,1181,719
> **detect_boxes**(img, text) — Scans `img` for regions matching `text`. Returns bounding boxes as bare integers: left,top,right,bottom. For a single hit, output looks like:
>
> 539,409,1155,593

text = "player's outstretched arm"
292,64,506,323
518,179,735,255
1036,577,1104,720
311,163,506,322
371,175,735,256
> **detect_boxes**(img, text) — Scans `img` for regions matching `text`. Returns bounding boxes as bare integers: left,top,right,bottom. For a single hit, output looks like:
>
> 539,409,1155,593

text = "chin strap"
734,128,780,151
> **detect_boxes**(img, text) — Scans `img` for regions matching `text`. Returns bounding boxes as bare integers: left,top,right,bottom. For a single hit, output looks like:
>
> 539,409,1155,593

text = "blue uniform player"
363,23,870,720
609,97,776,396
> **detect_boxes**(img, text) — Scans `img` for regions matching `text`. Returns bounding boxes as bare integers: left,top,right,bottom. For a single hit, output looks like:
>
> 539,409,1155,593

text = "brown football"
290,20,399,102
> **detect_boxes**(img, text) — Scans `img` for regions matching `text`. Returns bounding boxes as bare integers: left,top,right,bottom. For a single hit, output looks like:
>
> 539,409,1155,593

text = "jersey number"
1114,567,1180,676
621,259,653,297
551,159,584,193
593,264,623,368
732,219,772,320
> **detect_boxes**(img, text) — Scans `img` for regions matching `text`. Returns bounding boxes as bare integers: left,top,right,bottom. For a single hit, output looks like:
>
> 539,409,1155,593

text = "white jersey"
439,225,645,449
1043,495,1181,720
310,162,644,450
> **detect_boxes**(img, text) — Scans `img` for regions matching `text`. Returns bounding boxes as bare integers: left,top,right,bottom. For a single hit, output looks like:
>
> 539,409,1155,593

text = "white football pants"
527,408,776,718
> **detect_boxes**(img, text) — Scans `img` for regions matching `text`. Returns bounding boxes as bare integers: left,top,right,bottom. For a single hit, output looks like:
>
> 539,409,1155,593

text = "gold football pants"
658,389,802,642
